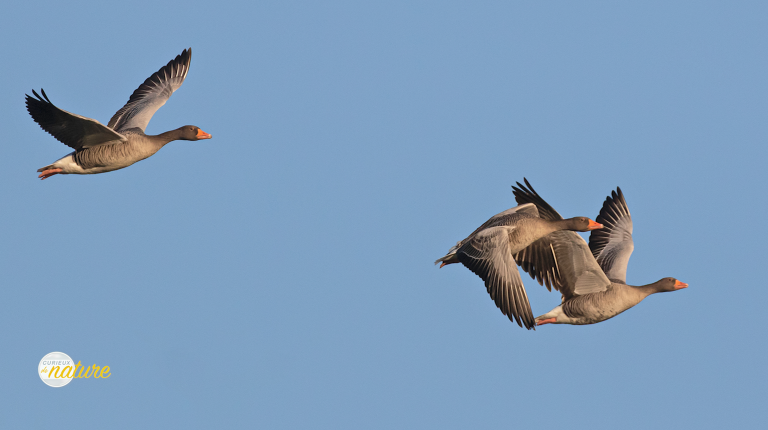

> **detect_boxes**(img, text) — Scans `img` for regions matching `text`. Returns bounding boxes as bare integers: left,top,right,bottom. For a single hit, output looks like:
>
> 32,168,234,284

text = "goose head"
177,125,212,141
565,217,603,232
654,277,688,293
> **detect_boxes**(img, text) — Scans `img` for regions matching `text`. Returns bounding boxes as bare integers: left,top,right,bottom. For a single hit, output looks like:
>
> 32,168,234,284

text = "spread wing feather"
435,203,538,266
108,48,191,132
457,226,535,329
588,187,634,283
511,178,611,299
26,89,126,150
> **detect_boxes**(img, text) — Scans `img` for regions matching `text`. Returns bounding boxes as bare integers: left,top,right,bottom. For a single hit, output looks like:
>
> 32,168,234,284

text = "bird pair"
436,179,687,329
26,48,211,180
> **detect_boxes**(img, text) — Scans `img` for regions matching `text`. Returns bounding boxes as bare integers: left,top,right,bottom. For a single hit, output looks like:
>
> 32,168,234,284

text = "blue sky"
2,1,766,428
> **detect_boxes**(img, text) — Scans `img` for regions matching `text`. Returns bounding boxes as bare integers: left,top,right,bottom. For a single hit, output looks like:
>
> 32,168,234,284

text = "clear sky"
2,1,766,428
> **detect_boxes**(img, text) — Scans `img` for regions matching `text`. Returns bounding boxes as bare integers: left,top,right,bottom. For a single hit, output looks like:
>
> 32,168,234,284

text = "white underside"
48,154,85,174
46,153,137,175
536,305,573,324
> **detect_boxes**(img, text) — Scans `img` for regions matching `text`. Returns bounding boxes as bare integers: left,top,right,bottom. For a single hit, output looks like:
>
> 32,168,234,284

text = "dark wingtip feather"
616,187,627,207
27,89,52,105
524,177,534,192
511,178,563,221
589,186,631,258
107,48,193,130
174,48,192,70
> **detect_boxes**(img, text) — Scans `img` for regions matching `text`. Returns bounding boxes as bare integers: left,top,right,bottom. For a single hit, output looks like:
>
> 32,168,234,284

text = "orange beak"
674,280,688,290
587,220,603,231
197,129,212,139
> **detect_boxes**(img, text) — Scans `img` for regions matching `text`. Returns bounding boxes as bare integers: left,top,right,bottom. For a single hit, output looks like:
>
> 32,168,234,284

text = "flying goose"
511,179,687,326
26,48,211,180
436,203,603,329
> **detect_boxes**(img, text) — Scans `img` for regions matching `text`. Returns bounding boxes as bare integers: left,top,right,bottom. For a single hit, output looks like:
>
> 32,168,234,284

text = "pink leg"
536,318,556,326
38,168,63,180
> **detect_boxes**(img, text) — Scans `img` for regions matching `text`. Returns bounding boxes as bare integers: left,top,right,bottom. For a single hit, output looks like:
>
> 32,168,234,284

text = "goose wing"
436,203,539,267
26,89,126,150
588,187,634,284
108,48,191,132
511,179,610,299
457,226,535,329
462,203,539,240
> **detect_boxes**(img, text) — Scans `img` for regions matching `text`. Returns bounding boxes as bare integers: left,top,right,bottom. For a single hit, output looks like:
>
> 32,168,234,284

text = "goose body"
436,202,603,329
26,48,211,180
536,281,665,325
511,179,687,326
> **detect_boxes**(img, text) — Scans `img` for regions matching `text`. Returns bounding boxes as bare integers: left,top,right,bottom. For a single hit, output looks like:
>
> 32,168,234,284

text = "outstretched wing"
511,179,564,291
435,203,539,266
511,178,610,299
26,89,126,150
512,178,563,221
547,232,611,299
462,203,539,241
108,48,192,132
589,187,634,283
457,226,535,329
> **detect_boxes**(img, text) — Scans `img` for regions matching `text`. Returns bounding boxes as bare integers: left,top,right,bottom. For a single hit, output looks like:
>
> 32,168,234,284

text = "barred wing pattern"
435,203,539,266
511,179,565,292
588,187,634,284
457,226,535,329
108,48,191,132
512,179,610,299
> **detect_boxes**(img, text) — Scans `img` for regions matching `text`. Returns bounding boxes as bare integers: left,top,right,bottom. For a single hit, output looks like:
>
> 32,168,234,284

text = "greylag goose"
26,48,211,180
511,179,687,326
436,203,603,329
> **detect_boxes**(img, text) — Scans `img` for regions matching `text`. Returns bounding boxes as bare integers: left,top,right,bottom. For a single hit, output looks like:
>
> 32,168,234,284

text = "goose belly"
563,292,640,325
49,153,86,174
54,144,157,174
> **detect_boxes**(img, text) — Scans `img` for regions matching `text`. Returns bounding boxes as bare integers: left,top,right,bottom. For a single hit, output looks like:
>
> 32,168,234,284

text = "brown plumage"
26,48,211,180
436,202,602,330
511,179,687,326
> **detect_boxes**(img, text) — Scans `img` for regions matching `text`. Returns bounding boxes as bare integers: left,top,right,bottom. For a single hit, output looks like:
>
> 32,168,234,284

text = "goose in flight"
436,203,603,329
26,48,211,180
511,179,687,326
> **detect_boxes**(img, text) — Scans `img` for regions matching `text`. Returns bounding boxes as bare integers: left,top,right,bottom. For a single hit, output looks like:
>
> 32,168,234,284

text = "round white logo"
38,352,74,387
